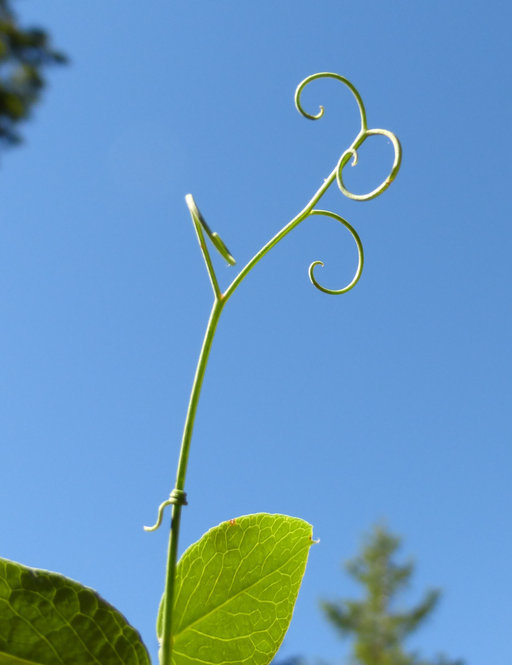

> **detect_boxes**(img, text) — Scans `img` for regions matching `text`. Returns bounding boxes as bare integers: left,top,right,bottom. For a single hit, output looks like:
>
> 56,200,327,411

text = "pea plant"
0,73,401,665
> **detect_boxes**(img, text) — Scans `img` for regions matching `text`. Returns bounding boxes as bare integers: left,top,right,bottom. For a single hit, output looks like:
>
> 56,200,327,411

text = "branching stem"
151,72,402,665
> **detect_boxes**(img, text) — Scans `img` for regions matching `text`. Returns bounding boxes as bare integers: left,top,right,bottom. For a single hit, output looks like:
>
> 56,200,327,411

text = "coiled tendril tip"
306,209,364,296
144,489,188,533
346,148,358,167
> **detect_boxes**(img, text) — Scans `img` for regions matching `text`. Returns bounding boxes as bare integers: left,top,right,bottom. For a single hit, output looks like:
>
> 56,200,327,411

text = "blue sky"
1,2,511,664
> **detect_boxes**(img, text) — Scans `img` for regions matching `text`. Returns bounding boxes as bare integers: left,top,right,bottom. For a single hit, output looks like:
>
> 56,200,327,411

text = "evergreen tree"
321,526,463,665
0,0,66,148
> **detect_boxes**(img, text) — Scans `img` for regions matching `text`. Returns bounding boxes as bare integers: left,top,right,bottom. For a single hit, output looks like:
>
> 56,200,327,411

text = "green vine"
144,71,402,665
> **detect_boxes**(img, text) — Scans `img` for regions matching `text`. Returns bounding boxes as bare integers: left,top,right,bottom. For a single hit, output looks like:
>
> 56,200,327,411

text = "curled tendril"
294,72,402,204
295,72,367,131
306,209,364,295
337,128,402,201
185,194,236,266
144,489,187,532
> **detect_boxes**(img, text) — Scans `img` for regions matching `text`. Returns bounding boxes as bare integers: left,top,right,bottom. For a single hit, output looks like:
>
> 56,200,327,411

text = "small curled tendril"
185,194,236,266
295,72,367,130
337,128,402,201
144,489,188,532
306,209,364,295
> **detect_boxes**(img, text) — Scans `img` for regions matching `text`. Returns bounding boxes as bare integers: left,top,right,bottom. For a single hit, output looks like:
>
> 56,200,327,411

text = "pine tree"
320,526,463,665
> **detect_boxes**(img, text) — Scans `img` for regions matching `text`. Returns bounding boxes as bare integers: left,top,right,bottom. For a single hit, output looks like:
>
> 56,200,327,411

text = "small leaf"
0,557,151,665
159,513,315,665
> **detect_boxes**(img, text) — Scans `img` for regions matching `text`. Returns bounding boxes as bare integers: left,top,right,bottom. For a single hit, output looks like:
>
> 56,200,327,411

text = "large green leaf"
159,513,315,665
0,557,150,665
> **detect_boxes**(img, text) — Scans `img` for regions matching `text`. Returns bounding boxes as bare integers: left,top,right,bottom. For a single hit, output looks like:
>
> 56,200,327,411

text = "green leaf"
159,513,315,665
0,557,151,665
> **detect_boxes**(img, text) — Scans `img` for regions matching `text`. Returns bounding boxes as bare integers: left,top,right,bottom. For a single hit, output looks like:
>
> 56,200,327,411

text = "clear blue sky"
1,2,511,664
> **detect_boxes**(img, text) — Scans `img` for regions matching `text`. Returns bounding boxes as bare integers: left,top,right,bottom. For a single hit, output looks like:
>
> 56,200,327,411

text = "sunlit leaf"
0,557,150,665
159,513,315,665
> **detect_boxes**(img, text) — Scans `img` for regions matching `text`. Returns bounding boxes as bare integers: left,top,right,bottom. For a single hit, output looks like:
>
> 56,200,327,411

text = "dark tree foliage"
0,0,66,147
321,526,464,665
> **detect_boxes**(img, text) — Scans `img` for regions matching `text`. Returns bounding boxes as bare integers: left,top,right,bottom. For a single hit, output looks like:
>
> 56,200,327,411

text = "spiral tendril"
336,128,402,201
295,72,367,130
306,210,364,295
144,489,188,532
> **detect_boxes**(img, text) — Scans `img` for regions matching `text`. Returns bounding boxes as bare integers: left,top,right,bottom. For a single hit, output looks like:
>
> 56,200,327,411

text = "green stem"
159,297,225,665
158,145,354,665
156,72,402,665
